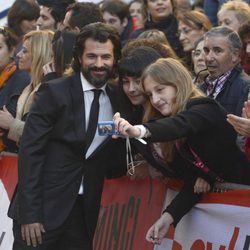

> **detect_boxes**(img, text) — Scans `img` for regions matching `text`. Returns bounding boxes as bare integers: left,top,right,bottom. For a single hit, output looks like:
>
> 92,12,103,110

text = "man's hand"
21,223,45,247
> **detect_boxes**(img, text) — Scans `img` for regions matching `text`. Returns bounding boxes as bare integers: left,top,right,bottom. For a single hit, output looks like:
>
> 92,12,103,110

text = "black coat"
142,97,250,224
8,73,126,239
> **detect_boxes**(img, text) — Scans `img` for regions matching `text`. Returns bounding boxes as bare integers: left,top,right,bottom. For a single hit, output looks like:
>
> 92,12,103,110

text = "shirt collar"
206,69,232,86
80,72,107,93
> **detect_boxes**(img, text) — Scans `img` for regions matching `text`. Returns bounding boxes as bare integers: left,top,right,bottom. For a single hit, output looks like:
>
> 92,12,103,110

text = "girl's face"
0,34,14,72
122,76,147,106
192,40,206,75
129,2,143,25
147,0,173,23
178,21,204,52
17,39,32,73
143,75,176,116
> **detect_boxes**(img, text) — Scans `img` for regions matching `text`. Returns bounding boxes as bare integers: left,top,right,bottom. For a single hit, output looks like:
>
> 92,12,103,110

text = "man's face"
103,11,127,35
37,6,56,31
203,35,239,80
79,38,115,88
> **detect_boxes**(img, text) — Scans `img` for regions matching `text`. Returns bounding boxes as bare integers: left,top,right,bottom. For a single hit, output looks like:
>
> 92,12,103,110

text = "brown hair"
142,58,204,161
178,10,212,32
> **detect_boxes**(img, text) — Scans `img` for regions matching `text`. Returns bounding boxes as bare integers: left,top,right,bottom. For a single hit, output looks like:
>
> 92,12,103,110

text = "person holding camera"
113,58,250,245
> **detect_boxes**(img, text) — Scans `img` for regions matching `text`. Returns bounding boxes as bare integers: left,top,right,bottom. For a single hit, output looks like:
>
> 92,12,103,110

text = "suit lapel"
69,73,86,144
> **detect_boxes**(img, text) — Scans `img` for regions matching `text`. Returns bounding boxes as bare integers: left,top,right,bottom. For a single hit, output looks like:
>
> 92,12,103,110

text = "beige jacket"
8,83,41,143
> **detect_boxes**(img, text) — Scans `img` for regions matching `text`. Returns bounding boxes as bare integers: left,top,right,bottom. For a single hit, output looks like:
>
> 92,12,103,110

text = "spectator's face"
129,2,143,25
178,21,204,52
79,38,115,88
37,6,56,31
20,19,37,35
0,34,14,72
147,0,173,22
17,39,32,73
143,75,176,116
103,11,127,35
203,35,239,80
218,10,240,32
122,76,147,106
192,40,206,75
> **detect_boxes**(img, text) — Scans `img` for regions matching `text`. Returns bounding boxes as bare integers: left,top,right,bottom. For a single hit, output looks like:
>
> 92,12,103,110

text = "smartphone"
98,121,118,136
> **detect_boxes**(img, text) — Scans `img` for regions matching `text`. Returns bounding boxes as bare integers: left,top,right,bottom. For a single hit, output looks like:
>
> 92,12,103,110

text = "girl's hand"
194,177,211,193
146,212,173,245
112,112,141,138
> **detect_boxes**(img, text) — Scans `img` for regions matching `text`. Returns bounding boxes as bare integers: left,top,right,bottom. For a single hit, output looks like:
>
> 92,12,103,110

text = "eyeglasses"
192,49,203,58
0,26,8,36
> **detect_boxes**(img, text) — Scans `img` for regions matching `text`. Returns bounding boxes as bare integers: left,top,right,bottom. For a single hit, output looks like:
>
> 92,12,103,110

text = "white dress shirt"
79,72,113,194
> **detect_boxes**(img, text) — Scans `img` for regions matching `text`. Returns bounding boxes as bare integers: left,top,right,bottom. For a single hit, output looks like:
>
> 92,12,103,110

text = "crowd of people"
1,0,250,249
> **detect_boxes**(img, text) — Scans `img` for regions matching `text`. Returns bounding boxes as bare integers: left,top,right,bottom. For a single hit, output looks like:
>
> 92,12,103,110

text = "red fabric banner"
93,176,167,250
0,153,18,200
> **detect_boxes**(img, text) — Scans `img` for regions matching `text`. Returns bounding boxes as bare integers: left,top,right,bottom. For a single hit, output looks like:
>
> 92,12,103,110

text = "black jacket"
8,73,126,239
143,97,250,224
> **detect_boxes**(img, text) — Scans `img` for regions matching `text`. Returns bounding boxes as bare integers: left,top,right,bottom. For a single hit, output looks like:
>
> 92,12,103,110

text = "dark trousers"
12,196,92,250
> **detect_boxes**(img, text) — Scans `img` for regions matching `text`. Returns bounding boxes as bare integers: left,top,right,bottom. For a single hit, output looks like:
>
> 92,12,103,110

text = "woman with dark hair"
118,46,161,124
7,0,40,52
42,29,77,80
132,0,184,58
0,27,29,152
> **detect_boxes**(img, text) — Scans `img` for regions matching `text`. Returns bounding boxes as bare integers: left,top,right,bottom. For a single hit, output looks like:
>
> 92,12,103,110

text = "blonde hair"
141,58,204,162
23,30,54,88
218,1,250,24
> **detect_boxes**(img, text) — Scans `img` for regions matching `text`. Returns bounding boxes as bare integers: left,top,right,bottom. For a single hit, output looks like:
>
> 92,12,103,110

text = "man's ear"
122,17,128,28
231,49,241,64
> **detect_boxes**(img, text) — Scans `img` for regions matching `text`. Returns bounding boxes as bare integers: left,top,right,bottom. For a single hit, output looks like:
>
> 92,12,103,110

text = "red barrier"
0,153,18,200
93,176,167,250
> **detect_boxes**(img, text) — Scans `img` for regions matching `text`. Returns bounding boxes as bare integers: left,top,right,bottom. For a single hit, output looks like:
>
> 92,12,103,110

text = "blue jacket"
0,68,29,152
200,64,250,116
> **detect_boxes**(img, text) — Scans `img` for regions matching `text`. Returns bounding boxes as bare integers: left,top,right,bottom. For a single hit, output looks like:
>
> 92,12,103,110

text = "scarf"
0,61,17,89
0,61,17,152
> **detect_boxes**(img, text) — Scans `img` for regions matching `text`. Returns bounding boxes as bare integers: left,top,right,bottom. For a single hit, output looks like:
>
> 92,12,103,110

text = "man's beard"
82,66,113,88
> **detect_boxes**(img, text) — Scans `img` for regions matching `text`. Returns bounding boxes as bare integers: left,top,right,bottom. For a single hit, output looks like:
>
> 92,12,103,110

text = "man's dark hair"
66,2,103,30
204,26,242,51
72,22,121,73
8,0,40,38
37,0,75,23
100,0,130,21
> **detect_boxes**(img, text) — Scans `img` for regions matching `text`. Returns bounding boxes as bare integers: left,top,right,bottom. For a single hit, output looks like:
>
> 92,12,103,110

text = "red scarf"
0,61,17,89
0,61,17,152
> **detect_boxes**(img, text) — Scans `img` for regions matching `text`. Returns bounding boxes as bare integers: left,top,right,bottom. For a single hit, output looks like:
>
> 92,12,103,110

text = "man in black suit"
9,22,126,250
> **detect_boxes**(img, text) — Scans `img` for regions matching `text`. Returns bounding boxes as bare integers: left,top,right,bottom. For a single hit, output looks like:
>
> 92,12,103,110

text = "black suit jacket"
143,97,250,225
8,73,126,239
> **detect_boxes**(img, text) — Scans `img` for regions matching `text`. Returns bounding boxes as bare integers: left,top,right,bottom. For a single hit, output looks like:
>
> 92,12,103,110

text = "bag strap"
175,141,224,183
